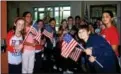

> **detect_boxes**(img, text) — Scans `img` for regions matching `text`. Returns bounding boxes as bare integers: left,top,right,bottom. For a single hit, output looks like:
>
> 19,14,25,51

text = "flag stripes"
69,47,82,62
42,29,53,40
61,39,78,58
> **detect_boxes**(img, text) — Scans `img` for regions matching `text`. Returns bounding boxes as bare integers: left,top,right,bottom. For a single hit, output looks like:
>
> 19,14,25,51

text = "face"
62,21,67,29
102,13,113,25
16,20,25,32
50,20,56,28
68,18,73,25
89,25,93,29
78,29,90,42
24,13,32,25
38,21,44,29
80,20,85,25
75,18,80,24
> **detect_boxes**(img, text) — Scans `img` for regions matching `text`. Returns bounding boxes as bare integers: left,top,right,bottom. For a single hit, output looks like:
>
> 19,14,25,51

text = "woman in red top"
101,11,119,57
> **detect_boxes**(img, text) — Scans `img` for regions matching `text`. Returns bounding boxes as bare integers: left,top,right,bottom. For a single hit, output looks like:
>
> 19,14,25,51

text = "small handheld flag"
61,33,78,58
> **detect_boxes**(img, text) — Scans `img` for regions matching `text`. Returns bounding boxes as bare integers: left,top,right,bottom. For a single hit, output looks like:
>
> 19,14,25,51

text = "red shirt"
101,25,119,56
6,30,15,52
6,30,23,53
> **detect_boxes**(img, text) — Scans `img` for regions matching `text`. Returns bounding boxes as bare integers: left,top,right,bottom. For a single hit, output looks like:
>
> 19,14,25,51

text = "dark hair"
78,25,90,32
75,15,81,20
102,10,114,18
61,19,67,24
68,16,73,20
88,22,93,26
36,19,44,32
22,11,32,17
97,17,102,21
49,18,56,23
36,19,44,24
60,19,68,30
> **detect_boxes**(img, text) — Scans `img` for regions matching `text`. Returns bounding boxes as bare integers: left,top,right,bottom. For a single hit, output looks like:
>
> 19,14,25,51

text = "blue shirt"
86,34,119,73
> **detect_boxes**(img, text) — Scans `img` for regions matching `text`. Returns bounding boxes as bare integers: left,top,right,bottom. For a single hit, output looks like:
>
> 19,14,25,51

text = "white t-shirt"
8,35,23,65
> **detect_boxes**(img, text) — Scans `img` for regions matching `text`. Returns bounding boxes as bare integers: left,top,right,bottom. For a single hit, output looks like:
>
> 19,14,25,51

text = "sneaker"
66,69,73,74
41,54,44,58
53,65,57,70
59,67,62,72
73,68,77,70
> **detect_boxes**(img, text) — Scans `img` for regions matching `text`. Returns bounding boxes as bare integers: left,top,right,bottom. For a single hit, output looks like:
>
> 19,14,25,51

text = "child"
33,19,46,73
6,17,25,73
67,16,73,31
22,11,37,73
78,25,119,73
101,10,119,57
44,18,57,72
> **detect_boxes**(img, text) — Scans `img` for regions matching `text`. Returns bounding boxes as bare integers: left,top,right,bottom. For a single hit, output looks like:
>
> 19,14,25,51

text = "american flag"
31,26,38,35
30,21,41,43
42,25,53,41
69,47,82,62
61,33,78,58
34,30,41,43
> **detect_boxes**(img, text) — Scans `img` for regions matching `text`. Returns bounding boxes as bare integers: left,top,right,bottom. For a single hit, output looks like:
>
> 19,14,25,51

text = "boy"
78,25,119,73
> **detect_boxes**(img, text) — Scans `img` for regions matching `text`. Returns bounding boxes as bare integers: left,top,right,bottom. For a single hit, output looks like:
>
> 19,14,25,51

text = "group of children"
6,10,120,73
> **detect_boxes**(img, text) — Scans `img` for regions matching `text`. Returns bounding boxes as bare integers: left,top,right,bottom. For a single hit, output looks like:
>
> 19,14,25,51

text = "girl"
58,19,69,36
34,19,46,73
88,23,95,34
58,19,76,73
56,19,69,72
101,11,119,57
43,18,57,72
6,17,25,73
22,11,37,73
78,25,119,73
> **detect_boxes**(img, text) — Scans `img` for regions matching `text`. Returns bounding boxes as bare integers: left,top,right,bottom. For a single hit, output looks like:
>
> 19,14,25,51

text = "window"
33,6,71,31
33,6,71,27
34,8,45,21
46,7,53,17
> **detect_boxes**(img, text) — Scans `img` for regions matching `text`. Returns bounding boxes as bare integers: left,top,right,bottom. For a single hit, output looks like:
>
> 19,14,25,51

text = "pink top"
24,26,35,50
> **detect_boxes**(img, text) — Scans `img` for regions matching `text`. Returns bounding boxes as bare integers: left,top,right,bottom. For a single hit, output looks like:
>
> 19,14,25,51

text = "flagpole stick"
78,44,103,68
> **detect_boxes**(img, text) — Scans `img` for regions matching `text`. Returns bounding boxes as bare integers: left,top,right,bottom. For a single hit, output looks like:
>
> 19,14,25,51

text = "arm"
6,31,15,52
112,45,119,56
23,41,36,47
110,28,119,56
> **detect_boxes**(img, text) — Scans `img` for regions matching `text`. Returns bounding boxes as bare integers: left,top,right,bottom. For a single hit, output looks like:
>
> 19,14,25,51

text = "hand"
18,44,23,49
14,45,18,50
34,39,39,44
89,56,96,63
32,43,36,47
14,44,23,52
41,40,45,46
63,30,68,34
70,30,75,35
84,47,92,56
